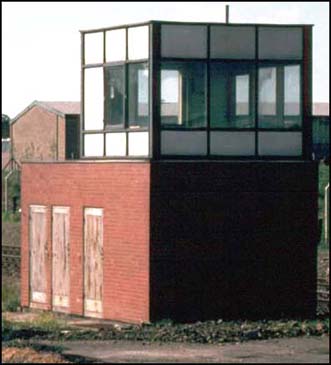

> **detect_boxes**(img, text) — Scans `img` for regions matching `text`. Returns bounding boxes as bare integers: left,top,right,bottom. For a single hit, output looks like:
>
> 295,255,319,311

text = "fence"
2,244,20,277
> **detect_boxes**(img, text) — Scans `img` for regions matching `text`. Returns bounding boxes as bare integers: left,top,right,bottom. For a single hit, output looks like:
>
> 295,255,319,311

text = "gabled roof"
10,100,80,125
40,101,81,115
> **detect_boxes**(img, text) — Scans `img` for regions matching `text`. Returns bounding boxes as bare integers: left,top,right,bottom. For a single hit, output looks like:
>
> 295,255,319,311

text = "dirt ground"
2,219,329,363
2,347,70,364
12,336,328,363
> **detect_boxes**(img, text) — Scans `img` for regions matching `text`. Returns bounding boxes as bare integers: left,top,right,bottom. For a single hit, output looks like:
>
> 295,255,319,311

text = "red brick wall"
21,162,150,323
12,106,66,162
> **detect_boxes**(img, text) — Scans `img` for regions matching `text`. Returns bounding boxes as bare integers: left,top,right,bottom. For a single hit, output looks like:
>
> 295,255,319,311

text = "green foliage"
7,171,21,200
2,114,10,138
2,316,329,345
2,211,21,222
2,170,21,218
2,279,20,312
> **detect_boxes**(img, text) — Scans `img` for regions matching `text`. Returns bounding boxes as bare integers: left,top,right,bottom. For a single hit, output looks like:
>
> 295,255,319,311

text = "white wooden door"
52,206,70,311
29,205,47,306
84,208,103,317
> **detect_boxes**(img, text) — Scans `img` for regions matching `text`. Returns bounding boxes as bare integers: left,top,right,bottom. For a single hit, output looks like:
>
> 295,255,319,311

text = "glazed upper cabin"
80,20,312,161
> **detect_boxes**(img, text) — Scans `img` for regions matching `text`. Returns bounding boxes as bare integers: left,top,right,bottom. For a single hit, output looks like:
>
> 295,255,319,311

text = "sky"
2,1,329,119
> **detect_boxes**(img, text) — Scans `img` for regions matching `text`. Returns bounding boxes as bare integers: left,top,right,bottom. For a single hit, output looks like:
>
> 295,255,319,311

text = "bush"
2,278,20,312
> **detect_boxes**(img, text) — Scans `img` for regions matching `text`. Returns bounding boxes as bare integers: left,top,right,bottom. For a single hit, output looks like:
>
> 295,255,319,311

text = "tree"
2,114,10,139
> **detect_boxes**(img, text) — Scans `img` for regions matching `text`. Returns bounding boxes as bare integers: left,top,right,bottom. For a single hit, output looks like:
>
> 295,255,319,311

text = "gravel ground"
2,347,70,363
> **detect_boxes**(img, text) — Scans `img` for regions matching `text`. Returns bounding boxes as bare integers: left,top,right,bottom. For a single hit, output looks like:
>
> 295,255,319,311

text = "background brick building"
10,100,80,163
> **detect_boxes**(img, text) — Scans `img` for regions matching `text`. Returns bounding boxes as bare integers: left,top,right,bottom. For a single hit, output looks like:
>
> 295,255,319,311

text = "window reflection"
128,63,149,128
210,62,255,128
284,65,300,116
104,66,125,127
235,74,250,116
258,67,276,116
161,62,206,128
258,64,301,129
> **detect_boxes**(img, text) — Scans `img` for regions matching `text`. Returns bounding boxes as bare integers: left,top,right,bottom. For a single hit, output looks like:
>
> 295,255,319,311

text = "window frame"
160,61,207,130
209,61,256,130
128,62,150,129
104,64,126,130
258,61,302,131
80,21,311,160
81,24,150,159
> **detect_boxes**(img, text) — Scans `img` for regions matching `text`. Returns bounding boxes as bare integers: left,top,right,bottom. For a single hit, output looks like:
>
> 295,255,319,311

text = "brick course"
21,160,318,323
11,105,66,162
21,162,150,323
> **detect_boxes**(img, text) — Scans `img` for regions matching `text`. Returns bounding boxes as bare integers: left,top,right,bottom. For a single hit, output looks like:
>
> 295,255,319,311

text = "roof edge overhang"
80,20,314,34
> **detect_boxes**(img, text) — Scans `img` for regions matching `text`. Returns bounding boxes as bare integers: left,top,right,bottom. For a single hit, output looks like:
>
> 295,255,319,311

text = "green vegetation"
2,279,20,312
2,170,21,219
2,313,329,345
2,211,21,223
2,114,10,139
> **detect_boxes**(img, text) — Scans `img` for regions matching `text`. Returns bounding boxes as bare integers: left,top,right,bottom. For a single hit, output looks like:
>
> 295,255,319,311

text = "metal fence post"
4,170,15,213
325,183,329,244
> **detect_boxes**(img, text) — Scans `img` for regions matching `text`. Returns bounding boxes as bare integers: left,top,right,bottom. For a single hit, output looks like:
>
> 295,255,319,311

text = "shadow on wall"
150,162,318,323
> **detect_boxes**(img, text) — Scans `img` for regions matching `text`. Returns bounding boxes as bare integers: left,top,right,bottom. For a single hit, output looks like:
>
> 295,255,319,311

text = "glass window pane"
210,132,255,156
210,63,255,128
84,32,103,64
258,67,276,115
128,26,149,60
284,65,300,115
161,131,207,155
258,132,302,156
106,29,126,62
128,63,149,128
105,133,126,156
84,134,104,157
259,27,303,60
161,70,181,125
161,62,206,128
236,75,249,116
104,66,125,127
161,24,207,58
84,67,104,130
210,26,255,59
128,132,149,156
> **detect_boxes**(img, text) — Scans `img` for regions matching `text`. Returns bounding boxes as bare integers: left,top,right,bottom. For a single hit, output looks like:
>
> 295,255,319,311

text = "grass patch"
2,278,20,312
2,313,68,342
33,312,67,331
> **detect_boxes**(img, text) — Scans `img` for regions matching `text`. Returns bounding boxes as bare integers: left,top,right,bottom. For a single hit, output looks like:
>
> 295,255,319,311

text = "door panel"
52,206,70,311
84,208,103,317
29,205,47,306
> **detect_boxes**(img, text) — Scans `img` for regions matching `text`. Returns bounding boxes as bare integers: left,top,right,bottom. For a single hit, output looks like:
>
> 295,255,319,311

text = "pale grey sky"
2,1,329,118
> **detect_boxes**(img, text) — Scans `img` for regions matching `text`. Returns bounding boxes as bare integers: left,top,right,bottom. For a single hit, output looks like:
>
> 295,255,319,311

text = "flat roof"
80,20,314,34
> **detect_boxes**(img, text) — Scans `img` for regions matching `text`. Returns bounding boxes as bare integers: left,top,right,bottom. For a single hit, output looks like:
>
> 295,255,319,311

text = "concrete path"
49,336,329,363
